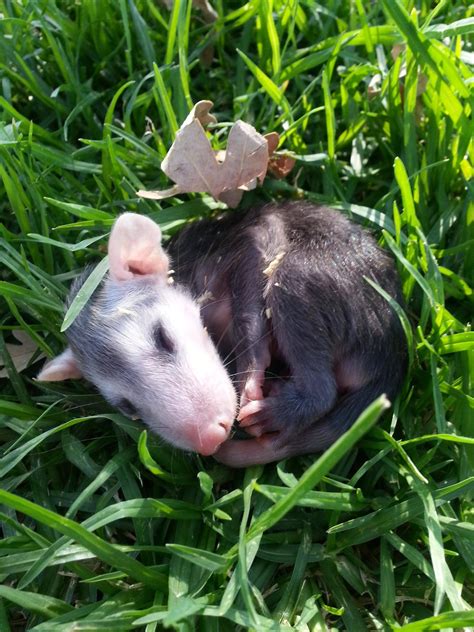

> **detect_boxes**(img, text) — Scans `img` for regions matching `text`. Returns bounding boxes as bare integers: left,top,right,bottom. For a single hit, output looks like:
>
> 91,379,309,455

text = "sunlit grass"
0,1,473,629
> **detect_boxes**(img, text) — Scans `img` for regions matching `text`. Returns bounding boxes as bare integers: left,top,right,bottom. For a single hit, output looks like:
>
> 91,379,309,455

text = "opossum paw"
239,374,265,409
237,397,287,441
237,397,267,422
238,396,274,425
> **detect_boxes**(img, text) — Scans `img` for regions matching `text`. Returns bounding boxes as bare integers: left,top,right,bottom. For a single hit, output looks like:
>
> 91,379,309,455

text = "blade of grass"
0,490,169,589
61,256,109,332
244,395,390,542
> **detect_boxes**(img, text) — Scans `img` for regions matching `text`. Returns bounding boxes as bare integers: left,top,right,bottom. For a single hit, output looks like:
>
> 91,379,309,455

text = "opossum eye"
119,398,137,417
153,325,175,354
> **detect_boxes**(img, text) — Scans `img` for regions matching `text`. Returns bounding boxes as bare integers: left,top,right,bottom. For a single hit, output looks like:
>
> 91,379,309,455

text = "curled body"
169,201,407,466
38,202,407,467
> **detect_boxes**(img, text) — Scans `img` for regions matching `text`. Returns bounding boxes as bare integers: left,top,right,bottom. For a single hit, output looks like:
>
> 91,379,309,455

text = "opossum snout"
192,417,233,456
176,373,236,455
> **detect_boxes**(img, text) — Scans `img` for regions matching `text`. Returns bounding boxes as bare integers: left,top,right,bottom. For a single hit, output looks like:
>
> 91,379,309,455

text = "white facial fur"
96,280,237,454
38,213,237,456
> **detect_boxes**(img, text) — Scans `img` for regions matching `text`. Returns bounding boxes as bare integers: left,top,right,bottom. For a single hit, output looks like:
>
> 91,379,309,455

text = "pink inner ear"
36,348,83,382
108,213,169,282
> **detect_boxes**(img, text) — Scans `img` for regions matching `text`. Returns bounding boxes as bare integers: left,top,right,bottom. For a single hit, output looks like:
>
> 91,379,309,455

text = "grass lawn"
0,0,473,629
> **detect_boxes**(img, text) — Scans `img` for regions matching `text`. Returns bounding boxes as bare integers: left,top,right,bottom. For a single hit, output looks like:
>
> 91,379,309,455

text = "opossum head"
37,213,237,456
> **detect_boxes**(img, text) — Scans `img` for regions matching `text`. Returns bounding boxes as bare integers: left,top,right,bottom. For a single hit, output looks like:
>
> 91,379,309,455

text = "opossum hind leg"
215,413,341,467
214,434,290,468
238,300,338,439
217,379,391,467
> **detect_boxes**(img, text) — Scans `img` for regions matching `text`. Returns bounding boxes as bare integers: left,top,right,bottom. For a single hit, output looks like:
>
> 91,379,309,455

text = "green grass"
0,0,473,629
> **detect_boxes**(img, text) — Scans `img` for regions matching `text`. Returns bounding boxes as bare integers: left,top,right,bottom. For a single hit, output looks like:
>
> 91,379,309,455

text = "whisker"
224,308,291,369
215,314,235,350
222,328,270,368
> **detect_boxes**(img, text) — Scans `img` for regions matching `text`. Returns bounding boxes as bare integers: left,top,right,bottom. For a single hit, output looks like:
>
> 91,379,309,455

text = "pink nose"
197,418,232,456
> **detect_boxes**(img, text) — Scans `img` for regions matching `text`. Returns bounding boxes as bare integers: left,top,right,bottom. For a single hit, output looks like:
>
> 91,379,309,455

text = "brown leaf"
220,120,269,191
218,189,244,207
264,132,280,156
138,101,272,208
138,102,217,200
159,0,217,22
193,0,218,22
391,43,405,61
367,73,382,98
0,330,45,378
185,99,217,128
268,154,296,179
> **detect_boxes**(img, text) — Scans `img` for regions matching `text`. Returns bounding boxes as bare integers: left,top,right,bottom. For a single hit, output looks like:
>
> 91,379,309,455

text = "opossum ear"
36,348,83,381
108,213,169,282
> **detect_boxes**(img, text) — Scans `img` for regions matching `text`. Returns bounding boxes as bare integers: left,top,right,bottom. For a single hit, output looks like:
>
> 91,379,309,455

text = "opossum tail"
215,381,393,468
291,380,391,456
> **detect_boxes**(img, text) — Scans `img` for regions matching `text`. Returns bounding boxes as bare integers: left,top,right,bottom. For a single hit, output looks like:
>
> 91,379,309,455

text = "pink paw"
239,374,264,409
237,396,284,441
237,398,267,423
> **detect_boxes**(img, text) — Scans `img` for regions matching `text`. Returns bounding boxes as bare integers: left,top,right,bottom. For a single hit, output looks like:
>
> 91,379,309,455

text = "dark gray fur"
169,201,407,456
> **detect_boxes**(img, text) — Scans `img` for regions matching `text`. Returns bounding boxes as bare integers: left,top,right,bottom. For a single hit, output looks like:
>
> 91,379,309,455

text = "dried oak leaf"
0,330,45,378
193,0,218,22
268,154,296,179
138,101,276,208
159,0,217,22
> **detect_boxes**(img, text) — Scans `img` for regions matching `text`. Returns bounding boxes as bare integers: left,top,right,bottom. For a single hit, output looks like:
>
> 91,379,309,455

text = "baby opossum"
37,213,237,456
169,201,407,466
38,202,407,467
